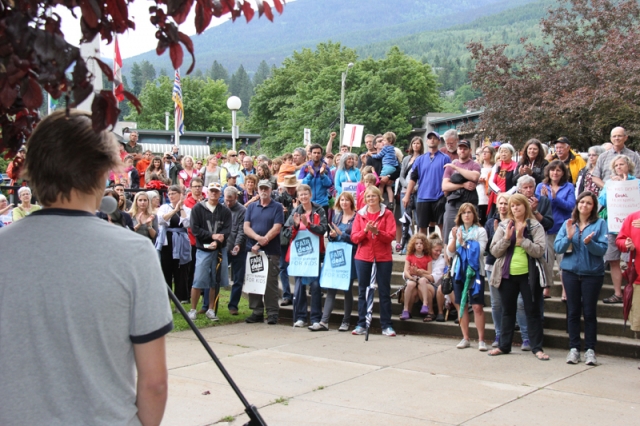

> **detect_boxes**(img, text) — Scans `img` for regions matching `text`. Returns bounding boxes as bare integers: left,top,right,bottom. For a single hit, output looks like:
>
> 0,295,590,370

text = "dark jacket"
227,201,246,252
190,201,232,250
535,194,554,232
276,189,297,245
167,163,179,185
329,211,355,245
513,159,549,187
282,202,328,262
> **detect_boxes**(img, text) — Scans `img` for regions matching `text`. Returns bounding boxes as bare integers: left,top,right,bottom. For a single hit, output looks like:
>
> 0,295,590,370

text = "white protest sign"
287,230,320,277
304,128,311,146
342,124,364,148
243,251,269,295
341,181,357,195
605,179,640,233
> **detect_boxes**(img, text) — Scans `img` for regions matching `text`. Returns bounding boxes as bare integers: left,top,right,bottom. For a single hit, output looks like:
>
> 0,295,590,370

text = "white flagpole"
175,106,180,147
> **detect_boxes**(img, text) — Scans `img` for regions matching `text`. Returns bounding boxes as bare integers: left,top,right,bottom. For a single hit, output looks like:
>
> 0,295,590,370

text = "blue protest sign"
319,242,353,291
287,230,320,277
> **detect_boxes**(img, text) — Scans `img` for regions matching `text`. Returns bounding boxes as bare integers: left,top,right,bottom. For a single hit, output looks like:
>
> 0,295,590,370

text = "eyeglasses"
587,154,598,157
229,154,237,157
191,185,203,188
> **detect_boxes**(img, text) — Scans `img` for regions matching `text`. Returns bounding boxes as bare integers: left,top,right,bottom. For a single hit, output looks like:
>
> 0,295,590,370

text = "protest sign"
342,124,364,148
319,242,353,291
304,128,311,146
243,251,269,295
605,179,640,233
287,230,320,277
341,181,357,195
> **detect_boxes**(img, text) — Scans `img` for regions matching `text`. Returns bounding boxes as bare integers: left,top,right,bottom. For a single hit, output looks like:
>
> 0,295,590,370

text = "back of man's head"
23,110,120,207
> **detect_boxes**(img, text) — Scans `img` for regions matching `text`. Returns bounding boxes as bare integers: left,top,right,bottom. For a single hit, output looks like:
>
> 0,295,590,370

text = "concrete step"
279,306,640,359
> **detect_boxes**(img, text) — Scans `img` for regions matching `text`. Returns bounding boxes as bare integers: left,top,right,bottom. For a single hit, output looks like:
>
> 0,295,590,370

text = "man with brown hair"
0,110,172,425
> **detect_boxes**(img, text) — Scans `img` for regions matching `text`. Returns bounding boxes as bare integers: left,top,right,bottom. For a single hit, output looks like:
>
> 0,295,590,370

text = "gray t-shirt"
0,209,173,426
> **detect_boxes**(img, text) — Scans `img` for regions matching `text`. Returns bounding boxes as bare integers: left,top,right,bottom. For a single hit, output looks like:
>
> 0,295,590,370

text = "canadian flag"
113,36,124,102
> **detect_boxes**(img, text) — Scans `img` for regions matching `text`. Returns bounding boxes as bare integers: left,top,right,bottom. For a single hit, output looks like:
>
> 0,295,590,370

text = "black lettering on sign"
250,255,264,273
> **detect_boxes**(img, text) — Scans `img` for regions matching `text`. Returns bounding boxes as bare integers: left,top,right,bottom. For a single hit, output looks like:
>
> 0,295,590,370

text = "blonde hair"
181,155,194,169
129,191,153,217
363,186,383,204
507,193,534,221
364,173,377,185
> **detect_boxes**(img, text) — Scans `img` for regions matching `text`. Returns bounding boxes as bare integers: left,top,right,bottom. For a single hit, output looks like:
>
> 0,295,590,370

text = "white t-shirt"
477,166,492,206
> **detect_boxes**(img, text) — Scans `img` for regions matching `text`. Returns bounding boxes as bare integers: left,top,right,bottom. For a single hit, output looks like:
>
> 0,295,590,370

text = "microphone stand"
167,287,267,426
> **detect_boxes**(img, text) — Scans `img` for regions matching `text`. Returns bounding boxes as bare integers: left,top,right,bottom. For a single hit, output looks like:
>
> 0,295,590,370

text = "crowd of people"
3,125,640,367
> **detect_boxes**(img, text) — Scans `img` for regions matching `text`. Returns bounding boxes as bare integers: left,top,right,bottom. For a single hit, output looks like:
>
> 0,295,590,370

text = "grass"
171,288,253,332
273,396,290,406
218,415,235,423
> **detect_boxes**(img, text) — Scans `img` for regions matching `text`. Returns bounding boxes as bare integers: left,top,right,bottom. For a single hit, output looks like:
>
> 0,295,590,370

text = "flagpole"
175,106,180,147
47,93,51,116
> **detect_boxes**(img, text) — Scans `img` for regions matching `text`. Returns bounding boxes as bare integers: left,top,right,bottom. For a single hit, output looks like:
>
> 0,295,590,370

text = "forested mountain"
123,0,541,79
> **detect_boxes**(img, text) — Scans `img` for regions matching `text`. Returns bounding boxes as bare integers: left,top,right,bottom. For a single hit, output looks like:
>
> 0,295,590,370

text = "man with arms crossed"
0,110,172,426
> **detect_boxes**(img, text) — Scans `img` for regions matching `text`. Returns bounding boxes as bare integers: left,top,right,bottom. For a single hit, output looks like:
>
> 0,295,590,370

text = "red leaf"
91,90,120,132
273,0,284,15
242,1,254,22
123,90,142,114
168,0,194,25
78,0,102,29
262,2,273,21
0,82,18,109
169,42,184,70
105,0,129,31
93,57,114,82
195,0,213,34
20,76,43,109
178,32,196,74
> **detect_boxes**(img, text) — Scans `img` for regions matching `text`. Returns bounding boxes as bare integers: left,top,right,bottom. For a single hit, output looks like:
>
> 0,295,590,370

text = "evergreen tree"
140,60,156,84
229,65,253,115
253,60,271,87
159,68,168,77
209,60,229,84
194,69,205,80
130,62,143,96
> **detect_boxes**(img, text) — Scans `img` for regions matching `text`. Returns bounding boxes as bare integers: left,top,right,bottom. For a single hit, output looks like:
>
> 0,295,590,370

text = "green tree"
140,60,157,84
126,76,231,132
253,60,272,87
209,60,230,84
194,69,205,80
229,65,253,115
130,62,143,96
248,42,439,155
159,68,168,77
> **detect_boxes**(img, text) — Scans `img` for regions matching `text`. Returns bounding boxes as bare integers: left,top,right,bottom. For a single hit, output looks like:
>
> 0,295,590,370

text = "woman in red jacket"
351,186,397,336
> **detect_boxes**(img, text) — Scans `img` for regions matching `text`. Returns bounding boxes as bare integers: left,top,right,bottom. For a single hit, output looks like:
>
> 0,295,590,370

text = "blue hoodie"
535,181,575,234
554,218,608,275
302,169,333,207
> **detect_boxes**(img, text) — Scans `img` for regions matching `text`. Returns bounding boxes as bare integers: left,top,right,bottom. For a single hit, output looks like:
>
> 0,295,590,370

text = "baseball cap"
258,179,272,188
208,182,222,192
426,131,440,140
554,136,570,145
458,140,471,149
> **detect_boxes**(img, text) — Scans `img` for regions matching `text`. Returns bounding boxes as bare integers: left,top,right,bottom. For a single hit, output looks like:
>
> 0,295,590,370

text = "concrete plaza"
162,323,639,425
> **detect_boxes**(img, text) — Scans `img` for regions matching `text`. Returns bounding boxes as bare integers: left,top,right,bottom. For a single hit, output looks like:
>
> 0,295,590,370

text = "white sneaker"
478,341,488,351
456,338,470,349
187,309,197,321
205,309,219,321
584,349,597,366
293,320,307,328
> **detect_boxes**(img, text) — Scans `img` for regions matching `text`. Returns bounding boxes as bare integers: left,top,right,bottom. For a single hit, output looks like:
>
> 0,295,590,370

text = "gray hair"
18,186,31,197
588,145,605,157
338,153,357,171
224,186,239,197
293,147,306,158
610,154,635,175
146,190,159,201
257,154,269,162
517,175,536,189
499,143,516,155
442,129,459,141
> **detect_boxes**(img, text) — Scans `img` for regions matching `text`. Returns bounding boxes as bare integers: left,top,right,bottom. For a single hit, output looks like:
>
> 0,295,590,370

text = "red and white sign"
342,124,364,148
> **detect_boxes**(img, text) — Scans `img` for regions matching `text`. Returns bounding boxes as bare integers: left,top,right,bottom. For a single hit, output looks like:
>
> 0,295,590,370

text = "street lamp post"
165,111,170,131
226,96,242,152
339,62,354,147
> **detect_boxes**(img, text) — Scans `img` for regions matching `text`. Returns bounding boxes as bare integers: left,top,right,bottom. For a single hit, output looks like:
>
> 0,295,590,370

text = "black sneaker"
245,314,264,323
280,299,292,306
267,315,278,325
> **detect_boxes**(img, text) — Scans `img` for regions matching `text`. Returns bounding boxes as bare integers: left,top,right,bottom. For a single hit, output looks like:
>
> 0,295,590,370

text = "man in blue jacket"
299,144,333,218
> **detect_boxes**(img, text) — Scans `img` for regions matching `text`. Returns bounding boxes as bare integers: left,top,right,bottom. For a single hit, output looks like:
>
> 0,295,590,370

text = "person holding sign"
243,180,285,325
316,192,357,332
334,153,361,196
554,191,608,366
597,155,640,304
283,184,328,328
351,187,397,337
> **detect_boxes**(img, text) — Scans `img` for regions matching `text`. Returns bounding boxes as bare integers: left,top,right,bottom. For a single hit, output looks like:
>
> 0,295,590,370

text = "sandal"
603,294,623,304
488,348,504,356
423,314,434,322
535,351,550,361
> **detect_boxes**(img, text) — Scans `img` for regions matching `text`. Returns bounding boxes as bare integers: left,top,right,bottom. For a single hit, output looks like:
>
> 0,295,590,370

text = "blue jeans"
355,260,393,329
293,277,322,324
487,270,529,340
279,245,292,301
563,270,604,351
196,248,228,310
227,249,247,311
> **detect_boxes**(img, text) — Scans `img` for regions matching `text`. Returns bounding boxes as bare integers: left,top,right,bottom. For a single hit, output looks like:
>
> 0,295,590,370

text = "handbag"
441,253,456,295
